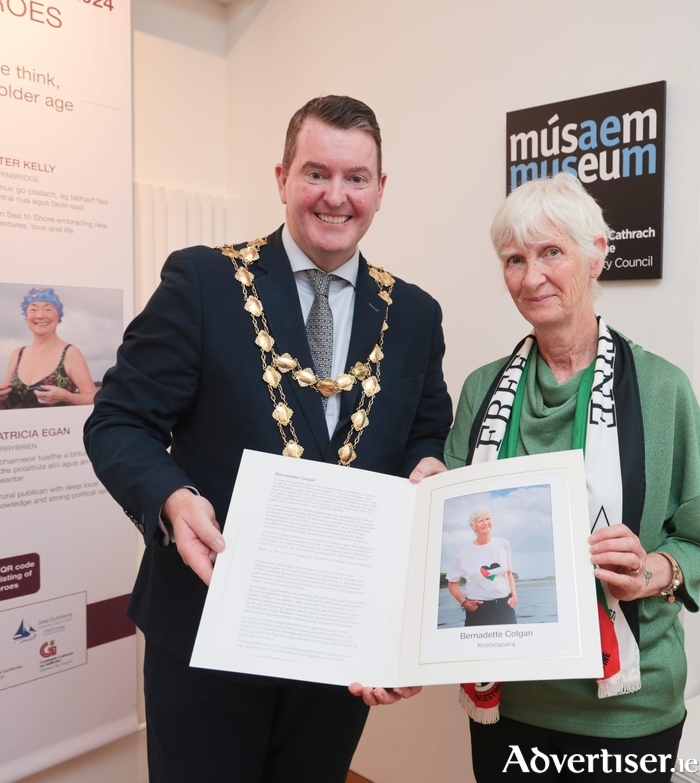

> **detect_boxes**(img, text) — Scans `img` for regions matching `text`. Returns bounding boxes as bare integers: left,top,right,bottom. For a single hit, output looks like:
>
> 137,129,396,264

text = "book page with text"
192,450,416,686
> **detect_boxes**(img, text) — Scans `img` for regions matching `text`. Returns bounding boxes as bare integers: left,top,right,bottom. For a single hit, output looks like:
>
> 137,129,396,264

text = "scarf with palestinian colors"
459,317,645,724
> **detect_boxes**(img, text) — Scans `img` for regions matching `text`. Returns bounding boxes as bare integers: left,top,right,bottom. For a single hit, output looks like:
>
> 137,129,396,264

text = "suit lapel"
334,254,385,443
254,229,330,456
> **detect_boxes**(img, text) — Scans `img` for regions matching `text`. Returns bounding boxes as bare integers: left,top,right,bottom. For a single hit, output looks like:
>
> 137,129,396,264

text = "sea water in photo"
438,577,557,629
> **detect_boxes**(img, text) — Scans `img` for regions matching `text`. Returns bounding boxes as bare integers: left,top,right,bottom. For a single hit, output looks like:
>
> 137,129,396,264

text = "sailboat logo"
13,619,36,643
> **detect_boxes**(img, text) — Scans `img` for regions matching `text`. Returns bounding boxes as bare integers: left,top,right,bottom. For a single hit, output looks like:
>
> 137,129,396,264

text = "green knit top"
444,337,700,738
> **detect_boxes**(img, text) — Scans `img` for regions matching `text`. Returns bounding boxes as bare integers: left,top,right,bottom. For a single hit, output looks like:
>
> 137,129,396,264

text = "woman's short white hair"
468,506,491,530
490,173,610,268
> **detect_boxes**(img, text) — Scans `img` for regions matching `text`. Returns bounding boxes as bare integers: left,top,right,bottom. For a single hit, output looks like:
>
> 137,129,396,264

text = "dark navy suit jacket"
84,227,452,663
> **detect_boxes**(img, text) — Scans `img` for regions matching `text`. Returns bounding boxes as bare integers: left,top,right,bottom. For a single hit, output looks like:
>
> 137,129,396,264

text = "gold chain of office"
217,237,395,466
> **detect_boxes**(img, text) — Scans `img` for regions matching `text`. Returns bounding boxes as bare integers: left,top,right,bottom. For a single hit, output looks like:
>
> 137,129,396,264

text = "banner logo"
40,641,57,658
12,618,36,643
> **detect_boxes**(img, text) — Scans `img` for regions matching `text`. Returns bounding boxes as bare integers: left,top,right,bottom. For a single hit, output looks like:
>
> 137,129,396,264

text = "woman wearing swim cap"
0,287,96,409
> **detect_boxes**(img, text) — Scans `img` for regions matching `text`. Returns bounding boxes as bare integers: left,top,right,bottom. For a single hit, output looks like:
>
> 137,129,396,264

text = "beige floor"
15,729,371,783
17,730,148,783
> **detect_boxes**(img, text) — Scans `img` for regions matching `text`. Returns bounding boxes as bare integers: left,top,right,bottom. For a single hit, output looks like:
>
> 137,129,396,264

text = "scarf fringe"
458,687,500,724
597,671,642,699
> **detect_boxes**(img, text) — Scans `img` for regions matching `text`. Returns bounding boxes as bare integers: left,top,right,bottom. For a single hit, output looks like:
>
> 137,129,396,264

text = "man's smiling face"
275,117,386,272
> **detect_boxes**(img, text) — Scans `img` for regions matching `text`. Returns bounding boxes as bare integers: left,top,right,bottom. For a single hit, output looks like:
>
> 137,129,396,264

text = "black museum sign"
506,82,666,281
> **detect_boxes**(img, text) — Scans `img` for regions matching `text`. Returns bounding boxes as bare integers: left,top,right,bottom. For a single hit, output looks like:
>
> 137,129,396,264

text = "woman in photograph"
445,173,700,781
446,506,517,626
0,287,97,409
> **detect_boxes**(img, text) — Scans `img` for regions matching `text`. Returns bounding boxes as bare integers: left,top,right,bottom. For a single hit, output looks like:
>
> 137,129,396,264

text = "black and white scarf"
460,317,644,723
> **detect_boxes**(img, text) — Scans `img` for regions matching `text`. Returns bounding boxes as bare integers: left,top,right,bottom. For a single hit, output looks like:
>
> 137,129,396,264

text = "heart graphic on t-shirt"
480,563,501,581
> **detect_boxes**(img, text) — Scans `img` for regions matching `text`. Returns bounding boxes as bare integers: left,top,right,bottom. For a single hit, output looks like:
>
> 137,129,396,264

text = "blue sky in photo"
441,484,555,580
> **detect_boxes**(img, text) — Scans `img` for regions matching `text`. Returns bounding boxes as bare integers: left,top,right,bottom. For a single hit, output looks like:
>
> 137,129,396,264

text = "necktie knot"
306,269,338,299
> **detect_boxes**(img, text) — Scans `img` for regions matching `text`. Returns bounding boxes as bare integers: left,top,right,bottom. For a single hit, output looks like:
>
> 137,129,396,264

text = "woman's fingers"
589,524,645,571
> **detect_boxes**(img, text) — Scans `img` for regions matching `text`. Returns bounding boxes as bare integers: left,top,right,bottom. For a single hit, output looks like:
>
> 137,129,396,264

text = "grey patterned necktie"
305,269,339,409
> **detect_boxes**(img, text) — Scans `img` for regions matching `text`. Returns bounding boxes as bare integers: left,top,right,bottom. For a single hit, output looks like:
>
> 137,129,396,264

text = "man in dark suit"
84,95,451,783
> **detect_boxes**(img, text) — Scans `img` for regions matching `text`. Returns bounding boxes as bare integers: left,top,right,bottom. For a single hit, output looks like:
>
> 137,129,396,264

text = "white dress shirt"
282,225,358,438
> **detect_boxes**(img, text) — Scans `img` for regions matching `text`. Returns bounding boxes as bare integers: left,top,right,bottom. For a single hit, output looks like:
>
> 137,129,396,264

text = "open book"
192,449,602,687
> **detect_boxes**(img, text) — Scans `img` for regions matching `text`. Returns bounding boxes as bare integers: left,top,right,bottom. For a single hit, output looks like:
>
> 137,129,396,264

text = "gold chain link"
218,238,395,465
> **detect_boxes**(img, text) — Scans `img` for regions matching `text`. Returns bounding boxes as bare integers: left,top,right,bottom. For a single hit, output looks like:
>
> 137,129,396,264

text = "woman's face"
26,302,60,336
500,219,604,332
472,513,493,537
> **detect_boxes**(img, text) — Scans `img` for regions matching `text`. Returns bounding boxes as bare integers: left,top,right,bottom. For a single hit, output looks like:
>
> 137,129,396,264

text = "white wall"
221,2,700,781
223,0,700,395
133,0,227,194
124,2,700,782
130,0,230,729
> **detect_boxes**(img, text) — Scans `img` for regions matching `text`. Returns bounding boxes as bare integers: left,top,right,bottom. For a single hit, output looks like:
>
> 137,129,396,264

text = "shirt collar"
282,224,359,288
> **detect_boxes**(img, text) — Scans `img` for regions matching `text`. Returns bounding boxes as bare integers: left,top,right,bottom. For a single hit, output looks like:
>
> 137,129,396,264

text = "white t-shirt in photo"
446,537,513,601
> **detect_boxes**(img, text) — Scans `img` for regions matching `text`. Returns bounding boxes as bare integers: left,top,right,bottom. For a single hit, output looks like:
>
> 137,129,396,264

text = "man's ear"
376,172,387,212
274,164,288,205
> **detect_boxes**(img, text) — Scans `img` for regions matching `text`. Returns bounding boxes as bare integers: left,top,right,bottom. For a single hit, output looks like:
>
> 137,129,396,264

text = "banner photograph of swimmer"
0,282,122,411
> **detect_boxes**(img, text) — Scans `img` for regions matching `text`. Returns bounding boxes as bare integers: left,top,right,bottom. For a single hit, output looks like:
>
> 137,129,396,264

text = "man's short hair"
282,95,383,177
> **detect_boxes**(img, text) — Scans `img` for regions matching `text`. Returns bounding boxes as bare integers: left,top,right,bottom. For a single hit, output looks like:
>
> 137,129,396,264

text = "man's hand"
348,683,422,706
409,457,447,484
163,488,224,586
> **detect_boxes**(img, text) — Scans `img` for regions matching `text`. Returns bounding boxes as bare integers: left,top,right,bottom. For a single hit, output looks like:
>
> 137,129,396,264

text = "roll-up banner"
506,82,666,281
0,0,137,779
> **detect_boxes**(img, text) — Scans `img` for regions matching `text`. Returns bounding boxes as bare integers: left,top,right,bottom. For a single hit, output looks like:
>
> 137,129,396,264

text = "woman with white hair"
445,172,700,781
446,506,517,626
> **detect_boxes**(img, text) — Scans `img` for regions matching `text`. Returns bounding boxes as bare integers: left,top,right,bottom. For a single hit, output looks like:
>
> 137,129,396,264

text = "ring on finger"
629,556,643,575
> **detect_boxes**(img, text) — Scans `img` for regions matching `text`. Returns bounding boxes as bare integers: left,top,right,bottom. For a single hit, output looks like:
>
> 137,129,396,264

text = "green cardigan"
444,337,700,738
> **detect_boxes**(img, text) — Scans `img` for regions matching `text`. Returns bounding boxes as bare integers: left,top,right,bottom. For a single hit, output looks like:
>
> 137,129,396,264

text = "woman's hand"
463,599,483,612
34,386,69,405
507,595,518,608
348,683,422,706
0,383,11,403
589,524,648,601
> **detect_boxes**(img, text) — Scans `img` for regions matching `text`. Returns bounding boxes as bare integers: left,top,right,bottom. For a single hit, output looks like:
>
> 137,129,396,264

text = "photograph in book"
438,484,557,630
419,467,583,668
192,449,602,687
